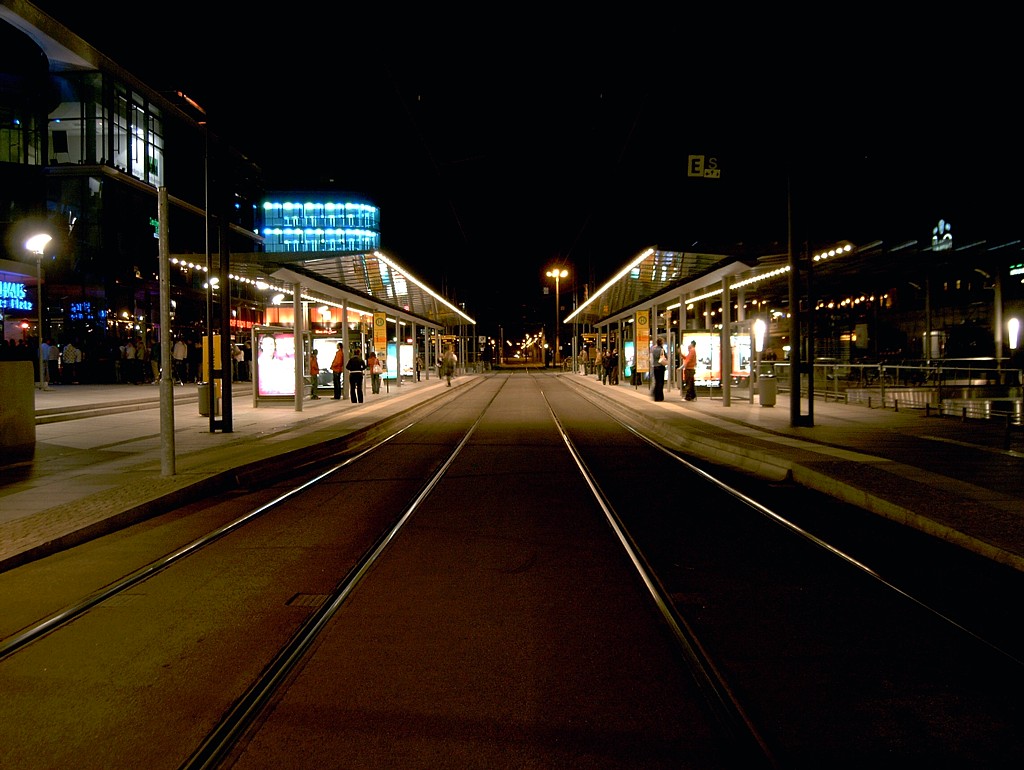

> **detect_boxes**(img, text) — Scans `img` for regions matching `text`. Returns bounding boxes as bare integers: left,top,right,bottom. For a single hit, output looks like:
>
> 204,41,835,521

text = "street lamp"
25,233,52,390
546,268,568,365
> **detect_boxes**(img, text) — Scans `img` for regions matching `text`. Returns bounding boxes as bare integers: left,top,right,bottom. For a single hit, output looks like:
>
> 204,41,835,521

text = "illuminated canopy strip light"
663,265,794,311
172,257,460,325
373,250,476,324
564,247,655,322
812,242,853,262
729,265,790,290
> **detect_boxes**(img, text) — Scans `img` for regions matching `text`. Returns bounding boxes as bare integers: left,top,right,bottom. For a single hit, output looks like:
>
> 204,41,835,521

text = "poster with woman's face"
256,332,296,396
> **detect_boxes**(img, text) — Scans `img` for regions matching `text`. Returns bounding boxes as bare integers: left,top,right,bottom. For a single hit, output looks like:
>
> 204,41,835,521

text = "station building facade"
0,2,472,385
0,2,262,375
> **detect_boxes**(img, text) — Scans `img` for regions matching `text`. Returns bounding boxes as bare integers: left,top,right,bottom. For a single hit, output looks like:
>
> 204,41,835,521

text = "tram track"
1,373,1022,768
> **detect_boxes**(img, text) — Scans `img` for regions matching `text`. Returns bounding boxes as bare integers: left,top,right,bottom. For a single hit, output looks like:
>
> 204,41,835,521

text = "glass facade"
261,199,380,253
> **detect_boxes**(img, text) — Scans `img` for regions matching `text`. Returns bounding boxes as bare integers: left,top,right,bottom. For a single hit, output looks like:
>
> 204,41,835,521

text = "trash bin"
759,374,777,407
197,382,220,416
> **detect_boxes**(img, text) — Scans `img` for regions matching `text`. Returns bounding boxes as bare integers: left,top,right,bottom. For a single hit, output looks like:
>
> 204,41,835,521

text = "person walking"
609,348,619,385
308,348,321,399
651,337,667,402
366,350,383,394
345,347,366,403
330,342,344,399
682,339,697,401
442,347,457,386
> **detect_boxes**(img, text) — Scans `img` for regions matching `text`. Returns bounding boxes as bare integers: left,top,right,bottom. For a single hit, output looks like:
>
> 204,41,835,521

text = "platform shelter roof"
215,249,475,330
565,247,756,326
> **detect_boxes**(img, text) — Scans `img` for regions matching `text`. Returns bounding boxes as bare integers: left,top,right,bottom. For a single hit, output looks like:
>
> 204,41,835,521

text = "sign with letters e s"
687,155,721,179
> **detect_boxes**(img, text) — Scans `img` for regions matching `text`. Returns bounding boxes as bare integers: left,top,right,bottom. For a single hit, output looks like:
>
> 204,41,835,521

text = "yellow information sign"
373,312,387,356
636,310,651,372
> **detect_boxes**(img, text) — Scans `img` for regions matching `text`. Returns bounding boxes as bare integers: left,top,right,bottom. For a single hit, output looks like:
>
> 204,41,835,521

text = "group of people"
1,337,84,384
3,332,259,386
600,348,619,385
650,337,697,402
314,344,450,401
321,343,391,404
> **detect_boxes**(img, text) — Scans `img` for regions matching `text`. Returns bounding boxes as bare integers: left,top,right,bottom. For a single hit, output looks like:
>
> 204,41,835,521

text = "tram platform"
1,370,1023,574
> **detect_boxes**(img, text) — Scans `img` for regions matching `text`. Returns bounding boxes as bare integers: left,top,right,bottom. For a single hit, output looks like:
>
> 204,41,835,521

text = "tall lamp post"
25,233,52,390
546,268,568,366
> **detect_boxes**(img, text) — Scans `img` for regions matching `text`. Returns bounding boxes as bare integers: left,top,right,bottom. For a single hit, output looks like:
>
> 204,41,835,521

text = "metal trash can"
759,374,777,407
197,382,220,416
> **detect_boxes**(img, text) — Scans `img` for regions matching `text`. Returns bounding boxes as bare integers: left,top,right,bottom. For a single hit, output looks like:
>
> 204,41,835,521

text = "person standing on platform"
189,338,203,384
150,337,161,383
241,340,252,381
123,337,138,382
651,337,667,401
366,350,383,394
609,348,619,385
46,339,60,384
346,347,366,403
308,348,320,399
330,342,344,399
232,343,244,382
682,339,697,401
136,337,149,383
63,339,82,384
172,337,188,385
414,353,423,382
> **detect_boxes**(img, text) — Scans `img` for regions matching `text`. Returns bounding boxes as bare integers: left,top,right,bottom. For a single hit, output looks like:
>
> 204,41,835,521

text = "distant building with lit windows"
0,3,474,388
261,195,380,254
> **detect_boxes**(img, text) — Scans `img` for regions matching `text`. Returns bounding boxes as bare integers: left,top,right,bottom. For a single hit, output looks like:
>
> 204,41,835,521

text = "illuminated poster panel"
311,336,345,390
380,343,415,379
399,343,413,377
623,341,636,379
681,332,753,387
254,327,296,397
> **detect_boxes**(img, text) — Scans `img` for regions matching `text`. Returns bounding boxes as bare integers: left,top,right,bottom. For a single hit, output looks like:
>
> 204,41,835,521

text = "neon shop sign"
0,280,33,312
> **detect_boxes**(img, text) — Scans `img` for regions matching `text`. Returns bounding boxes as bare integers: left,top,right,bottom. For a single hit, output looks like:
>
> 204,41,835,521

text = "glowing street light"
25,233,52,390
546,268,569,365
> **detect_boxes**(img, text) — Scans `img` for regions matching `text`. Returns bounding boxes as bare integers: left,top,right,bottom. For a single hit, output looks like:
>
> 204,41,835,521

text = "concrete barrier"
0,361,36,462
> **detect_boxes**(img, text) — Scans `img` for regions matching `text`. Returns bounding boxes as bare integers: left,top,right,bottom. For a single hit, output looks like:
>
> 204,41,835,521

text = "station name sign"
0,280,33,312
687,155,721,179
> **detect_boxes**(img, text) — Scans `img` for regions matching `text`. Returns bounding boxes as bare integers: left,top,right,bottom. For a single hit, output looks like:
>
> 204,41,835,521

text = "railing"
753,360,1021,420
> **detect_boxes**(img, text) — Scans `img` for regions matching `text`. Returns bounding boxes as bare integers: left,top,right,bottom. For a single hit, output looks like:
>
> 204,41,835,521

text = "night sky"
27,5,1024,335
